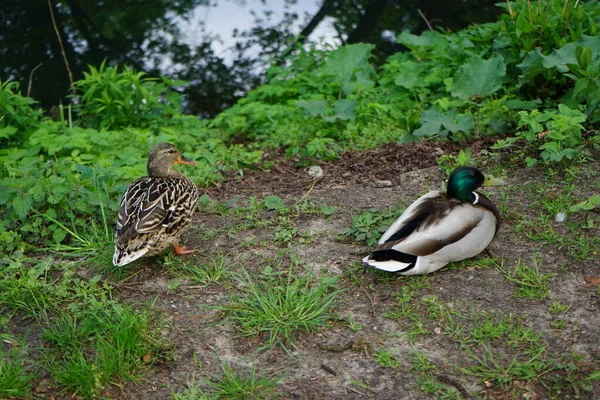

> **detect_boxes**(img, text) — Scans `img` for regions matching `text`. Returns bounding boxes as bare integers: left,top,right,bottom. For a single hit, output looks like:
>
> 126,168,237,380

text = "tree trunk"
346,0,388,44
275,0,337,65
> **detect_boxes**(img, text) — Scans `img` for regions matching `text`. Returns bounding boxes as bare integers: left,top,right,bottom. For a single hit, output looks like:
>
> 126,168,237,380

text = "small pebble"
373,180,392,188
555,212,566,223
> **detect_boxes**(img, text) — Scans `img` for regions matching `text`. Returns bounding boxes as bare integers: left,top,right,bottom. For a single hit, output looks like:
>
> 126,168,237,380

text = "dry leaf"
584,275,600,286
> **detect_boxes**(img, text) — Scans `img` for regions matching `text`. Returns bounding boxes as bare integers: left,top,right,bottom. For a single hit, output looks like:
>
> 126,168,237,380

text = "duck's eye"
168,150,175,154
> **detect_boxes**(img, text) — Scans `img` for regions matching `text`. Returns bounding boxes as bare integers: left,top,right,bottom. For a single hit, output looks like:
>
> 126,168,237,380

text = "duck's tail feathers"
113,246,148,266
362,252,417,273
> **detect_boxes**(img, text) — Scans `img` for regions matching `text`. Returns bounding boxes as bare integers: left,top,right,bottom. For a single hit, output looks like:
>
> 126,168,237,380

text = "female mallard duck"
113,143,200,267
362,167,506,275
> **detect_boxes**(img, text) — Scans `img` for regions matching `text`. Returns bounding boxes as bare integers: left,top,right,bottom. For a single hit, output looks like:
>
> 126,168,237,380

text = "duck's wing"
115,178,175,246
364,190,485,272
377,190,446,244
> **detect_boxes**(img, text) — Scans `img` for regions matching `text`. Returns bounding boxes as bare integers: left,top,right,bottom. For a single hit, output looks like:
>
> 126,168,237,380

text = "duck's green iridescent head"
447,166,506,203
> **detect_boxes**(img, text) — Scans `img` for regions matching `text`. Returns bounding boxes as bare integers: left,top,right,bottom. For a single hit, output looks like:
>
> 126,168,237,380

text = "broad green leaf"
505,99,542,110
397,30,447,51
317,43,375,84
517,49,546,81
451,55,506,100
519,36,600,78
323,100,356,122
296,100,328,117
414,108,474,137
12,195,33,219
414,108,451,137
576,45,592,70
342,70,375,94
444,113,474,134
263,195,286,211
52,227,67,244
394,61,426,90
0,126,17,139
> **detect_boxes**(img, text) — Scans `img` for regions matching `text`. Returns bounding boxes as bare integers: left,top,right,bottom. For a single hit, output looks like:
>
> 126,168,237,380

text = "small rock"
321,363,337,376
555,212,566,223
434,327,442,335
373,180,392,188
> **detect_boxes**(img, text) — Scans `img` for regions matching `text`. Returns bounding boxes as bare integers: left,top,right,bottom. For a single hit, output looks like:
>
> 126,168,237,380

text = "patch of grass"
460,345,551,387
384,286,429,340
431,298,597,398
495,259,555,300
0,254,165,396
348,377,375,394
423,295,441,320
548,300,571,314
513,182,600,261
165,252,232,285
220,263,341,350
551,319,567,329
344,314,363,332
0,338,34,399
385,286,421,322
433,302,544,353
374,348,401,370
41,304,164,397
174,362,280,400
37,196,114,264
468,312,544,352
437,304,467,341
410,350,436,372
446,256,497,271
417,377,462,400
171,379,212,400
0,255,109,321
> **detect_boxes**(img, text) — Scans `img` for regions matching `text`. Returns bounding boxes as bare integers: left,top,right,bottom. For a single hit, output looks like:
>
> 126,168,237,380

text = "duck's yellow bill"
177,156,197,166
482,176,507,187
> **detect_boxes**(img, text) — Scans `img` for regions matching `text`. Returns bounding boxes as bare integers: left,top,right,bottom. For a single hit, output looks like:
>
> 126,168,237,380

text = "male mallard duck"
113,143,200,267
362,167,506,275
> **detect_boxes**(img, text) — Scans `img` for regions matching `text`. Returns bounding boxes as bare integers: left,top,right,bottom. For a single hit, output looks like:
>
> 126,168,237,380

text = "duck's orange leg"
174,242,195,255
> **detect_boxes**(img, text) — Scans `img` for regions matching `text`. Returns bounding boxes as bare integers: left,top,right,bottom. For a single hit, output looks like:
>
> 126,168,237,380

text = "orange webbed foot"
174,242,196,255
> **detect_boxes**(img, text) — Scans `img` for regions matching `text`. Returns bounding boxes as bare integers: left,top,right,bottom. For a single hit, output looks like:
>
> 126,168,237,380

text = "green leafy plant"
0,80,43,146
342,207,401,246
493,104,588,165
438,148,472,176
73,60,186,129
570,195,600,213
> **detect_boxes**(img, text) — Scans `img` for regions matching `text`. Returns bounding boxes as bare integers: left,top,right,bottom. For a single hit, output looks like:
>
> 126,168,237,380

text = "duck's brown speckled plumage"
113,143,200,266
